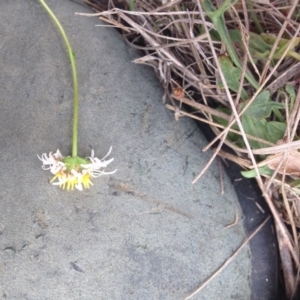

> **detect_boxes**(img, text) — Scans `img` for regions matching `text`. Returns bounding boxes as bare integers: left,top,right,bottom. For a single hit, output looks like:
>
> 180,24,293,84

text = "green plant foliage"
229,30,300,61
260,33,300,61
241,116,270,149
266,122,286,143
290,179,300,188
241,165,273,178
286,84,296,112
229,30,271,59
239,90,286,149
217,55,248,100
242,90,284,119
129,0,135,11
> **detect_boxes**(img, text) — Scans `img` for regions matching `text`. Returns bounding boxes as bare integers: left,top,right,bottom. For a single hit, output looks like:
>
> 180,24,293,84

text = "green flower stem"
38,0,79,157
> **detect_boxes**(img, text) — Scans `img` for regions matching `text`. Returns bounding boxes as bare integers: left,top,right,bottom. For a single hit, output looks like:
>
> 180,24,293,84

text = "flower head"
38,147,116,191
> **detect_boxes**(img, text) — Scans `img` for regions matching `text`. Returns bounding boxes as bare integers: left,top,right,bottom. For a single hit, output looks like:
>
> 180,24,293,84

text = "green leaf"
286,84,296,112
241,115,269,149
272,106,285,123
129,0,135,11
217,55,248,100
242,90,284,119
266,122,286,143
260,33,300,60
290,179,300,188
229,30,271,59
286,84,296,100
241,165,273,178
241,115,286,149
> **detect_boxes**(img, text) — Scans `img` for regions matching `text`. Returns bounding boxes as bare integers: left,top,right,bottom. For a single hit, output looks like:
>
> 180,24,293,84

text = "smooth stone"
0,0,251,299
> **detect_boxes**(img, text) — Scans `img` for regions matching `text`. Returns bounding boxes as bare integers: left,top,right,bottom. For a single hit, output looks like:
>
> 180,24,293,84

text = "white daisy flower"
38,147,116,191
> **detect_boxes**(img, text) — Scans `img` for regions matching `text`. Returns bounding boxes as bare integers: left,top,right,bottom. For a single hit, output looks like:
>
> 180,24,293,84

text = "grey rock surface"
0,1,251,299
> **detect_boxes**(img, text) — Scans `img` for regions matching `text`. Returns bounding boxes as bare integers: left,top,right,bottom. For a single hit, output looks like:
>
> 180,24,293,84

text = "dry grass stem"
224,207,239,228
184,216,270,300
217,157,224,194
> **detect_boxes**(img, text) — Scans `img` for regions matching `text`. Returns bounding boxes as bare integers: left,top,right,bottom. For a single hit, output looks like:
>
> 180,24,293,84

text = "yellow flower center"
81,173,94,189
50,170,93,191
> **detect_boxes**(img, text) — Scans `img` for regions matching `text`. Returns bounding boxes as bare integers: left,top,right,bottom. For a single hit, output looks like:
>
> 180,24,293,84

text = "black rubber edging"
197,121,284,300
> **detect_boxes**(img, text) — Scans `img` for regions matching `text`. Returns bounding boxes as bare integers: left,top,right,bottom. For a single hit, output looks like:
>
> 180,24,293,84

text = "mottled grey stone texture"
0,1,251,299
